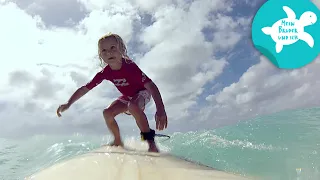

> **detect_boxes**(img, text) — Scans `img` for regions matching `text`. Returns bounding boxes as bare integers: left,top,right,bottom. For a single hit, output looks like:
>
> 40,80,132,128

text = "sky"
0,0,319,138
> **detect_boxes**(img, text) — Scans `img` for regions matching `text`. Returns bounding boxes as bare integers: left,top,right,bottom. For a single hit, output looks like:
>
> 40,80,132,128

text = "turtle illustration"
261,6,317,53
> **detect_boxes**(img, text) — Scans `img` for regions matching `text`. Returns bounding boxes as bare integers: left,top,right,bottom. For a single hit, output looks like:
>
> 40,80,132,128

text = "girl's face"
99,37,122,65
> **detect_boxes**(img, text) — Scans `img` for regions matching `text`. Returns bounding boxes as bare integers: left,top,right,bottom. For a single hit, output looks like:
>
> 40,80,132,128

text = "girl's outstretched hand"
57,103,70,117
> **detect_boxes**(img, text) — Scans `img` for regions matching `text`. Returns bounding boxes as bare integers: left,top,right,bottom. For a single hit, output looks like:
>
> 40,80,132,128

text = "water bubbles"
296,168,302,178
312,150,317,155
210,136,283,151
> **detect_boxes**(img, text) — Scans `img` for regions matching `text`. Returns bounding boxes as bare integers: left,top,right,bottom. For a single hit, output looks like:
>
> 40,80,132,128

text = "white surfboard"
25,145,253,180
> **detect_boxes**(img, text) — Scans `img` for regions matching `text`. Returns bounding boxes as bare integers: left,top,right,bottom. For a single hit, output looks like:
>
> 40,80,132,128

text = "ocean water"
1,107,320,180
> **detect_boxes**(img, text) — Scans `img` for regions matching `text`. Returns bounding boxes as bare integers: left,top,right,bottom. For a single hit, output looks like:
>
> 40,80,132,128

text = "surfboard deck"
26,145,252,180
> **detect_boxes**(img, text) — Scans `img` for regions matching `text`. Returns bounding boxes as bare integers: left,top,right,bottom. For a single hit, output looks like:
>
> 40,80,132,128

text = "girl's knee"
103,108,115,121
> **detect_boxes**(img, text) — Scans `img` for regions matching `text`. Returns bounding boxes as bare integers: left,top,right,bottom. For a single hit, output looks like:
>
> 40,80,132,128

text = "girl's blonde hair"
98,33,130,67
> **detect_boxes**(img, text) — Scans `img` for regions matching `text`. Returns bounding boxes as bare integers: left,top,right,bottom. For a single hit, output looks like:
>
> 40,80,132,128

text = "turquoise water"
1,107,320,180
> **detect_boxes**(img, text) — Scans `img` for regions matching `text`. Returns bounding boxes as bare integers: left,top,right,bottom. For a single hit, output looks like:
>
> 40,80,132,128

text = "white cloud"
189,0,320,129
0,0,240,137
133,0,174,13
8,0,87,27
0,1,142,137
136,0,247,120
2,0,318,137
201,55,320,128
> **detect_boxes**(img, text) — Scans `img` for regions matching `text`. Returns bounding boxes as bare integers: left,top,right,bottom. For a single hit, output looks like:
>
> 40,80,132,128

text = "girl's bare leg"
103,100,128,146
127,94,159,152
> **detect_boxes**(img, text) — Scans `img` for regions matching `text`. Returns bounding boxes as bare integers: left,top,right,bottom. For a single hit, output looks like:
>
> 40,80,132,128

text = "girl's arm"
144,81,165,112
67,70,105,106
144,81,168,130
57,86,89,117
57,70,104,117
66,86,89,106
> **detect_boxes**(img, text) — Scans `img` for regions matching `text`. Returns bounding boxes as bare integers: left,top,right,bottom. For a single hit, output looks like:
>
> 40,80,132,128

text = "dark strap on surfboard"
140,129,171,142
155,133,171,142
155,133,170,139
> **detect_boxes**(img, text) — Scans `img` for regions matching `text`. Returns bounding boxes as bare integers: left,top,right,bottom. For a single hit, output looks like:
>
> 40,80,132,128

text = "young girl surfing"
56,33,168,152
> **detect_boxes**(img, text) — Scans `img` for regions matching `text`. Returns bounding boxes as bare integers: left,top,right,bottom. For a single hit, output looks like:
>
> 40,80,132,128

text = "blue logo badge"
251,0,320,69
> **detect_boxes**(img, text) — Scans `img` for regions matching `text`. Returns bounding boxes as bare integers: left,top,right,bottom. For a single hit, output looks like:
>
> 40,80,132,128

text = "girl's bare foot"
108,140,124,147
147,140,159,153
